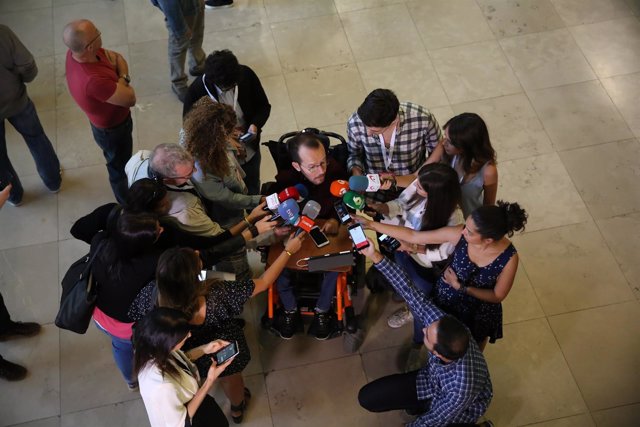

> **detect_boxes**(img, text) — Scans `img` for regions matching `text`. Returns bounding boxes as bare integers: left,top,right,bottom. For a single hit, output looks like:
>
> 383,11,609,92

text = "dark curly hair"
183,97,236,178
471,200,527,240
204,49,241,89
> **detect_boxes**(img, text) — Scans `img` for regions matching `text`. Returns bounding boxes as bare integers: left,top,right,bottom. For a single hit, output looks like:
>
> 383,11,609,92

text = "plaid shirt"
347,102,442,202
375,257,493,427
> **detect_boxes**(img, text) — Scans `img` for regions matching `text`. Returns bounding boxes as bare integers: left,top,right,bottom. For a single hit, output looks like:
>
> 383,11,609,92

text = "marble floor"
1,0,640,426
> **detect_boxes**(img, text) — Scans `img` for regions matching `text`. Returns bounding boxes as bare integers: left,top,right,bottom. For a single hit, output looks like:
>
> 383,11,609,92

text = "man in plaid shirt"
347,89,444,203
357,238,493,427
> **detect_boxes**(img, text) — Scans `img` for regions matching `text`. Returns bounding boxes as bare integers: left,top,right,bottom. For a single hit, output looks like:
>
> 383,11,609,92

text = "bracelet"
243,216,252,227
248,224,259,238
284,250,293,257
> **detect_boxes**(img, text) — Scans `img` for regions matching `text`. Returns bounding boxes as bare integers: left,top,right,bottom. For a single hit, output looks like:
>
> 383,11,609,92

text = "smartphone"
348,223,370,251
378,234,401,252
213,341,239,365
239,132,256,143
309,225,329,248
333,200,351,224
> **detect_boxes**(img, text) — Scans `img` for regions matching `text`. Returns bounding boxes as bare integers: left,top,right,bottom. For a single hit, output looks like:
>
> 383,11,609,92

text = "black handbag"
55,239,105,334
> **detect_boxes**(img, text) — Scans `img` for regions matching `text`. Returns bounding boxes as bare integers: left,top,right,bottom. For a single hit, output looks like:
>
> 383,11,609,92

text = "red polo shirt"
65,48,130,129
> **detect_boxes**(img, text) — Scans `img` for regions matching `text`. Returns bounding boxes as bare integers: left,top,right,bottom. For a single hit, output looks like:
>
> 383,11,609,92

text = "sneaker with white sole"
387,306,413,328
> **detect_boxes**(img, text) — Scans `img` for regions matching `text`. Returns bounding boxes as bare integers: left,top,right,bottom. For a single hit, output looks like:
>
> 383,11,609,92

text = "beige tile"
8,417,61,427
203,0,268,34
53,52,74,110
597,212,640,299
123,0,167,44
483,318,588,425
60,398,149,427
478,0,565,38
528,81,632,150
264,0,336,23
266,355,378,427
431,40,521,104
602,72,640,138
28,56,57,113
429,105,455,130
497,152,591,232
451,93,554,161
201,24,281,78
560,139,640,219
551,0,633,25
334,0,404,14
0,7,54,58
259,75,297,137
56,165,116,241
55,105,104,170
271,14,353,73
0,174,59,250
59,326,138,414
341,4,423,62
285,64,366,128
0,241,59,325
209,373,273,427
0,325,60,426
134,92,184,151
525,413,596,427
626,0,640,15
513,221,634,315
358,52,449,109
52,0,127,55
500,28,596,91
128,39,172,98
0,0,52,13
591,403,640,427
407,0,494,50
548,302,640,411
502,263,545,324
570,17,640,78
358,292,415,353
4,109,57,178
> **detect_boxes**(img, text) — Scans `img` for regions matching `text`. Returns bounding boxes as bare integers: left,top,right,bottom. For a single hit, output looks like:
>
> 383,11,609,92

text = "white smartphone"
309,226,329,248
348,223,370,251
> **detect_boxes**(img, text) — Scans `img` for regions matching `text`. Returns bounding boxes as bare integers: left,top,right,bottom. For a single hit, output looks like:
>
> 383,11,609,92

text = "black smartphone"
239,132,256,143
347,223,370,251
378,233,401,252
309,225,329,248
213,341,239,365
333,200,351,224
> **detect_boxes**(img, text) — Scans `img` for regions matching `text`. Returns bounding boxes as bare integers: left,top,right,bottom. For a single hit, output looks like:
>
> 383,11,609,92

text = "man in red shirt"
63,19,136,203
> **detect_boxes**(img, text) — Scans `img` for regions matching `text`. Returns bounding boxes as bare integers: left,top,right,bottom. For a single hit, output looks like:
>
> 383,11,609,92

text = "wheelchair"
258,128,366,351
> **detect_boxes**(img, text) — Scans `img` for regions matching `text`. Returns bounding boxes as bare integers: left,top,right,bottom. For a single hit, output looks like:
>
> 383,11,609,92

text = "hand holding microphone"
294,200,321,236
264,184,309,211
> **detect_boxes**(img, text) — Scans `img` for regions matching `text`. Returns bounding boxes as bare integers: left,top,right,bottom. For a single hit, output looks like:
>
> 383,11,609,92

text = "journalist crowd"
0,3,534,427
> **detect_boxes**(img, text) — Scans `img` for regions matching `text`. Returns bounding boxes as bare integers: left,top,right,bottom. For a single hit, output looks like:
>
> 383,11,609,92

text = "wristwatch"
120,74,131,84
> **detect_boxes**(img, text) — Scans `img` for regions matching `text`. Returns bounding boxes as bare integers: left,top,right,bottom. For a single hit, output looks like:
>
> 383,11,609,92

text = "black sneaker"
308,310,337,340
271,310,301,340
0,321,41,341
0,356,27,381
205,0,233,9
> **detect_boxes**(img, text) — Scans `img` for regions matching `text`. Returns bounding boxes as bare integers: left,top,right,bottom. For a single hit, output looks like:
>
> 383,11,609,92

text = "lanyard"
202,75,238,110
378,126,397,171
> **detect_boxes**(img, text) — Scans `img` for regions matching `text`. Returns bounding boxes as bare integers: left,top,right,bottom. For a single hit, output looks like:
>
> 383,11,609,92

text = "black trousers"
0,291,11,332
187,394,228,427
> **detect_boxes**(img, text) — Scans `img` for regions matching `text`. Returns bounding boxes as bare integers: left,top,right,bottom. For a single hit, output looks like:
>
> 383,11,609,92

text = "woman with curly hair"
183,97,264,281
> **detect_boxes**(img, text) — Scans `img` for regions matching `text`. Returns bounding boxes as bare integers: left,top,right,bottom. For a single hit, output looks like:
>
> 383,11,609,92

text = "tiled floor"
1,0,639,426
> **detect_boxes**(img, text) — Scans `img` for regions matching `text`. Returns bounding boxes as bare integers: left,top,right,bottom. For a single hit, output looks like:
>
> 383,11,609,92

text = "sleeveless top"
450,156,489,218
433,236,517,344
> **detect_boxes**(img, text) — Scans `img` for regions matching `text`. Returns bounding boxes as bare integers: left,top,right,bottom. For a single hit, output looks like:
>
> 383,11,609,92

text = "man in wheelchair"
269,131,349,340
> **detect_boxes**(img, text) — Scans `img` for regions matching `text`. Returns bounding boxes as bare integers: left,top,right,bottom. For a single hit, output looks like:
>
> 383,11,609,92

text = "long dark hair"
125,178,167,214
406,163,461,233
444,113,496,174
156,247,207,320
100,212,159,280
133,307,191,379
471,200,527,240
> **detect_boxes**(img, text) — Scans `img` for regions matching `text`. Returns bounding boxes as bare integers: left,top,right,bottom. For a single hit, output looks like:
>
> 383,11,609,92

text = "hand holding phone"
334,200,351,224
347,223,370,251
378,234,401,252
239,132,256,143
213,341,240,365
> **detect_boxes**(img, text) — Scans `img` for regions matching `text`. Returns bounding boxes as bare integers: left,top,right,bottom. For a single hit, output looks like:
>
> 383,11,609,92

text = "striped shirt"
346,102,442,202
375,257,493,426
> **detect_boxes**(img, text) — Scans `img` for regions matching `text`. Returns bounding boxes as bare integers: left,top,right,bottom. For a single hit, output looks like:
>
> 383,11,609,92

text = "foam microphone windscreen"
278,187,300,203
330,180,350,197
296,216,315,233
302,200,321,220
277,198,300,225
294,183,309,201
343,191,366,210
348,175,369,192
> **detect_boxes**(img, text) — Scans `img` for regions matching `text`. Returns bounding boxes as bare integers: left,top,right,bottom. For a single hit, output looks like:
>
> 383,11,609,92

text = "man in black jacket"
183,49,271,196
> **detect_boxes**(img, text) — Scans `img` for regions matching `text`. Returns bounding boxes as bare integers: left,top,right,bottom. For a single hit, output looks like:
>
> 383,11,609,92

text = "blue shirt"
375,257,493,426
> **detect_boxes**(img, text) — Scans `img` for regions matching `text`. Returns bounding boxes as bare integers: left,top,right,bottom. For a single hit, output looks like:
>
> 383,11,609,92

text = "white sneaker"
387,306,413,328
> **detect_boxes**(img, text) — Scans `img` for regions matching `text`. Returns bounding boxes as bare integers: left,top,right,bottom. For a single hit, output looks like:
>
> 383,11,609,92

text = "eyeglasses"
300,158,330,173
85,30,101,49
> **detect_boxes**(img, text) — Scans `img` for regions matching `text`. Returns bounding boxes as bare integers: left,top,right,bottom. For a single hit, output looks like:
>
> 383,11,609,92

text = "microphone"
264,192,280,211
277,199,300,225
349,174,384,192
278,186,300,203
343,191,366,210
330,180,350,197
294,215,315,234
294,183,309,201
295,200,321,236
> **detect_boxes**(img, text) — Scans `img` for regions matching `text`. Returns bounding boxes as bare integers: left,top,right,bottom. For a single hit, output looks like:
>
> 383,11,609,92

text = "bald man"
63,19,136,203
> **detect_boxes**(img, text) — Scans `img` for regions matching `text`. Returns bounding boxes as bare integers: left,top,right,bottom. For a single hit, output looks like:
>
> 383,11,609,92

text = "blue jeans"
1,98,61,203
394,251,436,344
94,321,136,387
276,269,339,312
166,0,205,91
90,114,133,204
